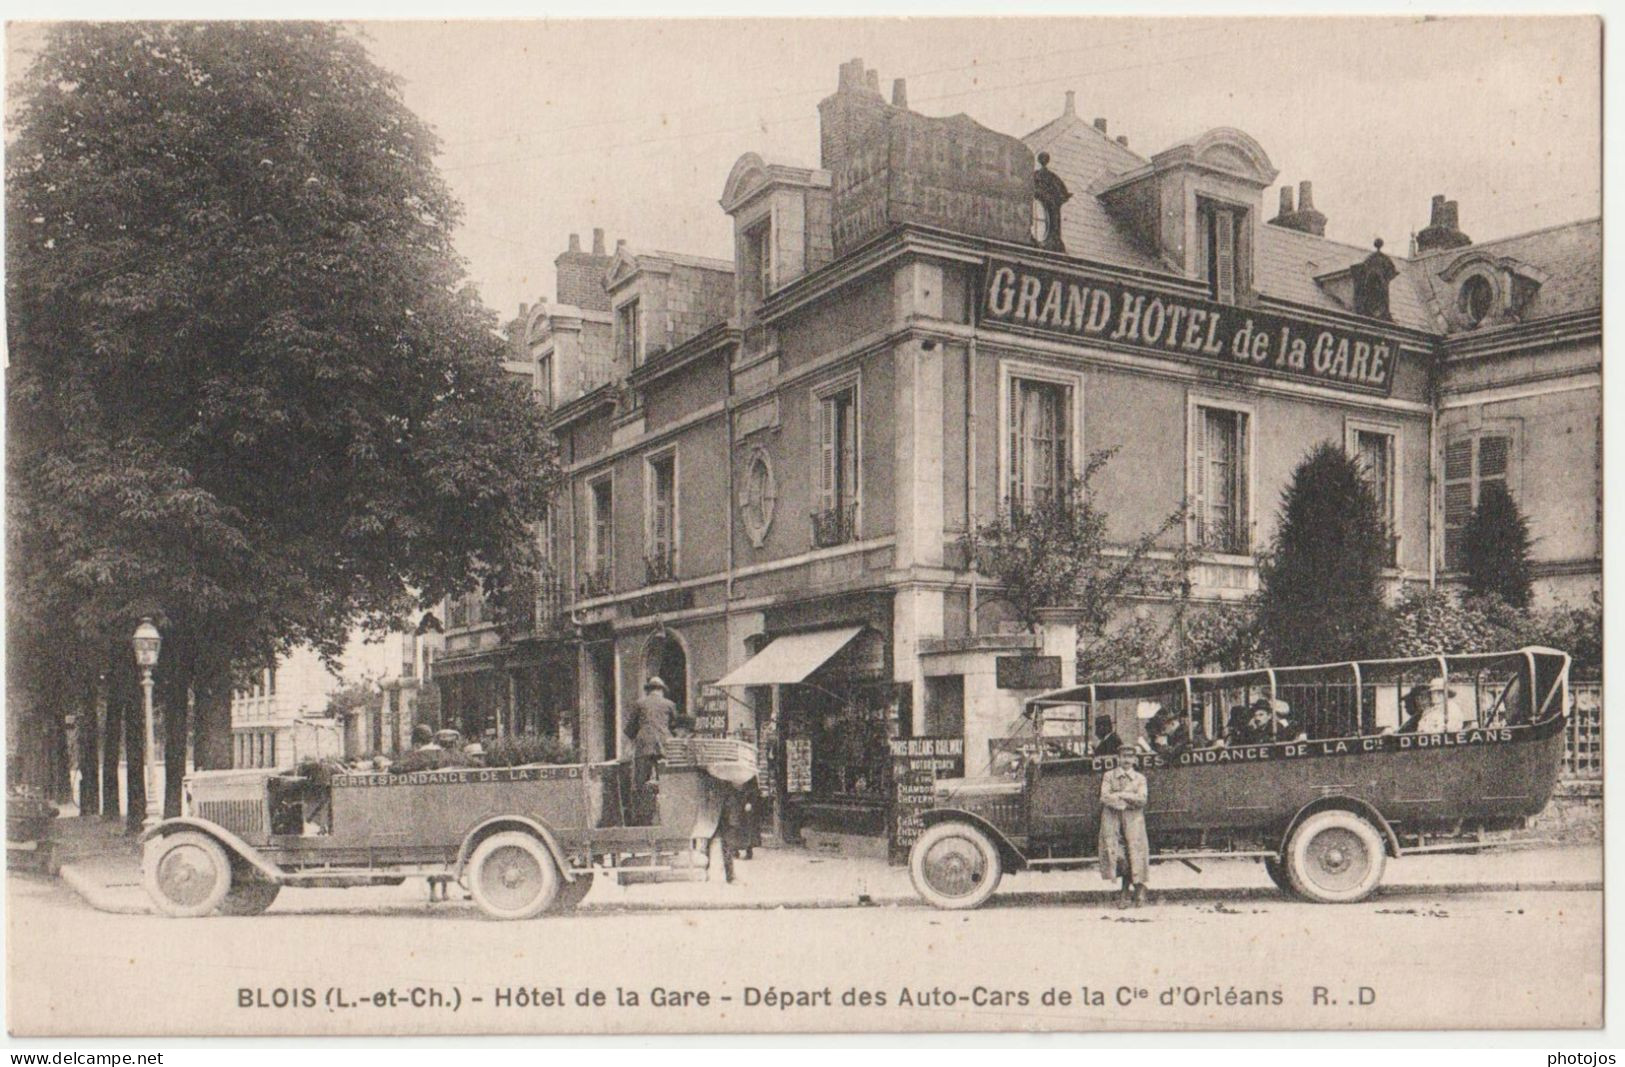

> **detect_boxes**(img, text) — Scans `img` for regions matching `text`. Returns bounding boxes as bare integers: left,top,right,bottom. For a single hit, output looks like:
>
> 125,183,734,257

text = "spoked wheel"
467,832,560,920
1262,856,1298,898
143,832,232,918
218,877,282,916
1285,810,1387,904
552,875,594,911
909,821,1002,910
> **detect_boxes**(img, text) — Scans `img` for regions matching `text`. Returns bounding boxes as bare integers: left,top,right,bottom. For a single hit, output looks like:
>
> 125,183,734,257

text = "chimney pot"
1443,200,1461,229
592,228,606,255
839,58,863,92
1064,90,1076,116
1115,134,1128,147
616,238,627,252
568,233,581,253
1430,194,1447,226
1093,117,1108,133
1279,186,1295,216
865,68,880,93
1298,180,1315,212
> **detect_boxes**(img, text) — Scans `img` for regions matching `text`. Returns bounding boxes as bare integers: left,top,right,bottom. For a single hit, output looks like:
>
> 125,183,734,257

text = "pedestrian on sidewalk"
1099,752,1150,908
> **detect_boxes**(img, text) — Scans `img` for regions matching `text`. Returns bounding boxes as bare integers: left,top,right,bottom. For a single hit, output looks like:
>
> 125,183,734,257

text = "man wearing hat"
1232,697,1278,746
625,676,677,823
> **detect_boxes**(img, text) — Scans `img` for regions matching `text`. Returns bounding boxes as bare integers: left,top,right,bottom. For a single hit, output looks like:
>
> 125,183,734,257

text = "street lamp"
131,617,162,829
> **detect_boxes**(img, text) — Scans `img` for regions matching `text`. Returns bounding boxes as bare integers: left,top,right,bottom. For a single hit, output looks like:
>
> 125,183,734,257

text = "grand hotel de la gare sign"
980,259,1400,396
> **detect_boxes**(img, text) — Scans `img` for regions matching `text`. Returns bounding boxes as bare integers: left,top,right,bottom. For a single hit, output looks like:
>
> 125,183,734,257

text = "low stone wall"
1528,779,1602,844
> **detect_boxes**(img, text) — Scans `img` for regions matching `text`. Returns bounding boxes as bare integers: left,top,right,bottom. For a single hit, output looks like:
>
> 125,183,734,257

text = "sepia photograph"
2,14,1604,1038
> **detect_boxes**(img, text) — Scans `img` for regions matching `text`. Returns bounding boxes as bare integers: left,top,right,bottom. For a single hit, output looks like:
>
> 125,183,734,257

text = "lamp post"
131,617,162,828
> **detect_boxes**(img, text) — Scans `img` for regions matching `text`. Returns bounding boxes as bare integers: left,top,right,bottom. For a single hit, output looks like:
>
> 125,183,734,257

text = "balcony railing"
535,572,572,634
579,566,613,599
1196,517,1252,556
644,548,677,586
811,502,859,549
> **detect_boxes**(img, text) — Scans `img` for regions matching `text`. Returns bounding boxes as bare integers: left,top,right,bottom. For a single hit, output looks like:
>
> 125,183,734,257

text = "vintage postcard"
4,15,1602,1037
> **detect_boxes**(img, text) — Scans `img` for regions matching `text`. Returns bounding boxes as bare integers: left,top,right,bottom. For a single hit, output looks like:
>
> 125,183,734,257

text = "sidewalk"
41,813,1603,917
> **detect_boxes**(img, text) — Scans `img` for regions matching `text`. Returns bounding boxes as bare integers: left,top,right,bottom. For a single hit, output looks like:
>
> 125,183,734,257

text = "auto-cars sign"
981,258,1400,396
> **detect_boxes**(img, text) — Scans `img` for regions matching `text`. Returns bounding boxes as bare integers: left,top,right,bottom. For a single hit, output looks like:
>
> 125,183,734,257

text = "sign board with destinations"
785,738,814,794
980,258,1401,396
693,684,729,737
995,655,1063,691
887,736,966,864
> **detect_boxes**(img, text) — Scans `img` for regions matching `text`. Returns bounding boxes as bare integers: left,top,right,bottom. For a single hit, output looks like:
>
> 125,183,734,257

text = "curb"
57,863,150,916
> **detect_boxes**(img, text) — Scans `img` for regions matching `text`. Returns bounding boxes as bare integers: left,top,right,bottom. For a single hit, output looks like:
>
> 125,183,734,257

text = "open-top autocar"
909,647,1569,908
141,736,756,920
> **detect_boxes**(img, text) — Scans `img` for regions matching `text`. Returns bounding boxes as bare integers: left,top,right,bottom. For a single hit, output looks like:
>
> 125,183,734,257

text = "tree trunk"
161,660,190,819
123,662,147,834
77,667,100,816
101,649,123,821
46,697,72,803
191,661,234,771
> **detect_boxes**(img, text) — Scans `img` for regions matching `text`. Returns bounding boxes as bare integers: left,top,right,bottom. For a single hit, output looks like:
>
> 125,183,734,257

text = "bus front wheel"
909,821,1002,910
1285,810,1386,904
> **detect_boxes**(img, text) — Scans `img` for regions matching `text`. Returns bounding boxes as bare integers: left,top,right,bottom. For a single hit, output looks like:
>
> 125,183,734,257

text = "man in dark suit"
1092,714,1123,755
625,677,676,823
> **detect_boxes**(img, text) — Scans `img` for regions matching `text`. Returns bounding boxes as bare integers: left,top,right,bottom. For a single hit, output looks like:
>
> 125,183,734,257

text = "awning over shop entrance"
714,626,865,688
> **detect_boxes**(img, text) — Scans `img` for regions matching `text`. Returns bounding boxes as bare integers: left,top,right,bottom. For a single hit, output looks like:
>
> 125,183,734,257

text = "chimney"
1093,117,1108,134
1115,135,1128,147
1268,180,1326,236
819,57,893,169
892,78,908,108
1415,192,1472,252
555,228,615,311
865,68,880,93
1064,90,1076,117
616,238,627,252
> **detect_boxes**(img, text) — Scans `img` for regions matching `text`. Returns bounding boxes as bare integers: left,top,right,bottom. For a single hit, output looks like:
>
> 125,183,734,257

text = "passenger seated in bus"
1230,698,1277,746
1091,714,1124,756
1399,682,1446,734
1216,706,1250,747
1154,716,1206,756
1274,699,1308,741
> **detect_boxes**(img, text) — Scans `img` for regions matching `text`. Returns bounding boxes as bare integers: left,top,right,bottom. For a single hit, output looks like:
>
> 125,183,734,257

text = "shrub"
1461,482,1534,609
481,735,579,767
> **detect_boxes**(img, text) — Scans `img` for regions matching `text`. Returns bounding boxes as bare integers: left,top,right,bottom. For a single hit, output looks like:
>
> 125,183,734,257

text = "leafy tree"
966,448,1190,640
1387,585,1523,658
323,677,381,722
1182,600,1266,672
1522,593,1602,680
7,23,557,816
1256,444,1391,665
1461,481,1534,609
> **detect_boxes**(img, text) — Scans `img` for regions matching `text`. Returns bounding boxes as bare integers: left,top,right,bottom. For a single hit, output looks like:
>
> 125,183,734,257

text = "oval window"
741,450,776,547
1459,274,1494,327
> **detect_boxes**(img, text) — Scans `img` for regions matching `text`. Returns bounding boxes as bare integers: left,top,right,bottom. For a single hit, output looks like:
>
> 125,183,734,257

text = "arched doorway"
644,633,689,721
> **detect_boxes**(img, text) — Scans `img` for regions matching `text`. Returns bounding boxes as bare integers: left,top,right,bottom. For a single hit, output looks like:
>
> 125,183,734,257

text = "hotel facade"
433,59,1600,843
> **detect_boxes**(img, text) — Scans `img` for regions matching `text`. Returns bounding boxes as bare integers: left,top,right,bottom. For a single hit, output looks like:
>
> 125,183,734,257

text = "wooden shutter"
1443,438,1474,569
1192,406,1208,546
1478,434,1510,491
1233,410,1250,552
1214,209,1236,304
819,396,837,513
839,394,858,512
1008,382,1023,506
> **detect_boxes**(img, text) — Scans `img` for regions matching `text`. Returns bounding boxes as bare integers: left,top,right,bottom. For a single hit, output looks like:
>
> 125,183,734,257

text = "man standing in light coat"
1099,752,1150,908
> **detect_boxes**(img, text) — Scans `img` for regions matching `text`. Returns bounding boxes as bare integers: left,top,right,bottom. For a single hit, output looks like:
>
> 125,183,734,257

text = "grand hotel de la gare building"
430,59,1600,846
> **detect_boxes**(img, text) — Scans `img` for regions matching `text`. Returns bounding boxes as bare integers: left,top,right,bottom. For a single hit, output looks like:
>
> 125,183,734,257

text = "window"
1201,201,1249,304
741,449,777,547
1193,404,1251,554
1459,275,1494,327
1007,377,1073,508
587,476,614,593
616,299,642,367
646,452,677,584
1352,427,1399,565
536,354,553,409
814,385,859,547
1443,432,1512,569
743,219,772,310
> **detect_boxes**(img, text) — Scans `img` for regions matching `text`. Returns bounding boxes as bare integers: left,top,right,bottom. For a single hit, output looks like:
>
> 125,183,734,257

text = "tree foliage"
1460,481,1534,610
966,448,1189,636
7,23,557,784
1386,585,1523,659
1256,444,1391,665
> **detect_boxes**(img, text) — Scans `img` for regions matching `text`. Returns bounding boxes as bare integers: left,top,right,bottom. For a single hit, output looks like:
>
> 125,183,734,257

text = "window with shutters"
1349,425,1400,566
645,451,677,584
1006,377,1073,509
1192,403,1252,555
585,476,614,595
742,218,773,312
812,383,859,548
536,354,553,409
1443,431,1513,570
1200,200,1250,304
616,298,643,368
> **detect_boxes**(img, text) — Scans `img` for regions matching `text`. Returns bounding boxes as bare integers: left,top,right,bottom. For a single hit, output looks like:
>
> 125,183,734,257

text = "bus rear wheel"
218,878,282,916
1285,811,1386,904
909,821,1002,910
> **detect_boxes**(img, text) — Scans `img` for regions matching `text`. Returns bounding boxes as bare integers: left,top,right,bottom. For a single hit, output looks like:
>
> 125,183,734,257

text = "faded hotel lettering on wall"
981,259,1400,395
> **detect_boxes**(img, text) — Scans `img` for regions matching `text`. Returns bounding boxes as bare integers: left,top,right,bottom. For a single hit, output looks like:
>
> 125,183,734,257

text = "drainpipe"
966,335,979,635
1428,345,1440,588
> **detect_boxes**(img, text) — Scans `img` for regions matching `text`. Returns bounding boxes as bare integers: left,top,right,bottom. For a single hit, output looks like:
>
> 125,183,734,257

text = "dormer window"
743,218,772,311
1459,275,1494,327
617,298,643,367
1201,200,1250,304
536,353,553,408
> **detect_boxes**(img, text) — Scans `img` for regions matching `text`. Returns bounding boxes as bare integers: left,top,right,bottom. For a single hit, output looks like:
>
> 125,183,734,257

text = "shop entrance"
644,634,689,721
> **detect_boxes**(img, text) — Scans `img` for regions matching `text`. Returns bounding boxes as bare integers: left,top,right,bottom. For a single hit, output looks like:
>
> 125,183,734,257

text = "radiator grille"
197,799,265,838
